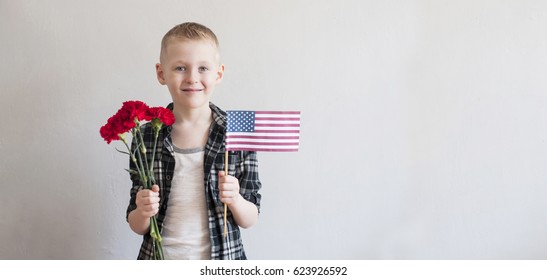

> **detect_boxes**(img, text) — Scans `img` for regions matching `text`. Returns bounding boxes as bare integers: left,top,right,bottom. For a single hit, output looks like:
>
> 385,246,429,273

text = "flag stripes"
226,111,301,152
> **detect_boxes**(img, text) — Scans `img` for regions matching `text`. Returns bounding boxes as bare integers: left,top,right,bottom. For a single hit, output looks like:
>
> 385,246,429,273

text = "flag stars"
227,111,255,132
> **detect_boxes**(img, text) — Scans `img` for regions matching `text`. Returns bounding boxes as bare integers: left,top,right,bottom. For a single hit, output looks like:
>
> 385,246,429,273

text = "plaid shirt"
126,102,262,260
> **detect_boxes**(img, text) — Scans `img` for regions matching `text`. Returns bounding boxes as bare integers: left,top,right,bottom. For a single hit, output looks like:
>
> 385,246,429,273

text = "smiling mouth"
182,89,204,92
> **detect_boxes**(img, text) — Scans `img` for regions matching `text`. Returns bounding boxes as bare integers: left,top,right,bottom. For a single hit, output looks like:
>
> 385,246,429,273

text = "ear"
216,64,225,83
156,63,166,85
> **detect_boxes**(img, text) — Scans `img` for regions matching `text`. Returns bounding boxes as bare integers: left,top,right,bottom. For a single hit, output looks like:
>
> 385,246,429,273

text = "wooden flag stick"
223,150,228,239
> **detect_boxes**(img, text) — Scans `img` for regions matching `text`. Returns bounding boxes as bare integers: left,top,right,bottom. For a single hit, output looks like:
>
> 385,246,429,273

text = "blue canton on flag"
227,111,255,132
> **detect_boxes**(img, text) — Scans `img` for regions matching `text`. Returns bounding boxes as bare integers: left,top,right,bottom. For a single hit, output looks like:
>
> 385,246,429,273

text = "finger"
218,171,228,184
220,190,230,198
220,195,231,203
221,194,239,204
138,200,159,213
220,182,236,192
151,185,160,193
140,206,159,217
219,174,237,185
139,189,159,198
147,202,159,211
221,187,239,198
136,194,160,206
142,196,160,204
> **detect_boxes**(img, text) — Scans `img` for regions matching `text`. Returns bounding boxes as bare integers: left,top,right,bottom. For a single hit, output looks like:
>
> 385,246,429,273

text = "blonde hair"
160,22,219,62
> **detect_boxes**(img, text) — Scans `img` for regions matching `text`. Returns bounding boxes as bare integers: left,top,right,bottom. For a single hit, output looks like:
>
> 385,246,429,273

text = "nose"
185,70,198,84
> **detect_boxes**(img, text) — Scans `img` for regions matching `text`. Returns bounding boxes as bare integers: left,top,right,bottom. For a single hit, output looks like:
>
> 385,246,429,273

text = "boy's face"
156,39,224,110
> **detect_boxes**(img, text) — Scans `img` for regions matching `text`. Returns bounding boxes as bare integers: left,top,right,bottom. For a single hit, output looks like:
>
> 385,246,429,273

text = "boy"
126,22,262,260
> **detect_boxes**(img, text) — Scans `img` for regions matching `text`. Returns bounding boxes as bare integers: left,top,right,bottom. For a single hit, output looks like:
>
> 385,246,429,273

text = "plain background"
1,0,546,259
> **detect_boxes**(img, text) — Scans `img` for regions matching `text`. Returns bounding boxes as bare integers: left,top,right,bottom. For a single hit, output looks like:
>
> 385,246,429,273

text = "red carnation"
114,100,149,128
146,107,175,125
121,100,149,121
100,115,127,144
99,101,175,144
99,122,119,144
113,107,137,132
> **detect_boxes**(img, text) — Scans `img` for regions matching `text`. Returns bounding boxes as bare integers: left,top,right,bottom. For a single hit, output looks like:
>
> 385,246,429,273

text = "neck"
172,103,212,125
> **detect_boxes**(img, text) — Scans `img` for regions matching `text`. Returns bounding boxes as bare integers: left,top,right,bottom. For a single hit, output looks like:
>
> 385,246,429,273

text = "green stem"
135,122,152,188
156,239,164,260
149,216,164,259
132,129,149,189
149,128,164,260
125,123,165,259
149,129,160,185
121,137,146,187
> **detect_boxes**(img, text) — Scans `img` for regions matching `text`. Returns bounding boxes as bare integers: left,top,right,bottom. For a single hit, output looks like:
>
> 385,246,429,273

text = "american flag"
226,111,300,152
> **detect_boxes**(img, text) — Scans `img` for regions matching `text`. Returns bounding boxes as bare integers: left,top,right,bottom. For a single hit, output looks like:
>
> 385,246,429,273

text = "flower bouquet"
100,100,175,260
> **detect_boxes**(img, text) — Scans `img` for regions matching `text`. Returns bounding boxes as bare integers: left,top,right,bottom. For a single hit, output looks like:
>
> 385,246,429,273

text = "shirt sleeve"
236,151,262,212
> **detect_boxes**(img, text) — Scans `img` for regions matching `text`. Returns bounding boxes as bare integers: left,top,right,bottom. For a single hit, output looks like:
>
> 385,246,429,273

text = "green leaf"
115,147,130,155
124,168,139,175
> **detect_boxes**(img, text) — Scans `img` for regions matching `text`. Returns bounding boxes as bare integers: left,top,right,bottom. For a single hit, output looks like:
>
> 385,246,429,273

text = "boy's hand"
218,171,241,206
135,184,160,218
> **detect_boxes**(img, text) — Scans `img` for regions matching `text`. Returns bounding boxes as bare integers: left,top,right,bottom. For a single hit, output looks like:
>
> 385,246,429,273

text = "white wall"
1,0,546,259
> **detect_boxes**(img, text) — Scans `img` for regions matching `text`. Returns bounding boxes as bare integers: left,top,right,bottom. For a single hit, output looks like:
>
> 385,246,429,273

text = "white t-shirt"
161,146,211,260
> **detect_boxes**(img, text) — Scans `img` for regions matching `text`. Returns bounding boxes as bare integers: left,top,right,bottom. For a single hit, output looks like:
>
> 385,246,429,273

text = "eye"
198,66,209,72
175,66,186,72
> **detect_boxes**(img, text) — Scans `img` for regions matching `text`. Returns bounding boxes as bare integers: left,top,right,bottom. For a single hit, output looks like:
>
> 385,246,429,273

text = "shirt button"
166,175,171,180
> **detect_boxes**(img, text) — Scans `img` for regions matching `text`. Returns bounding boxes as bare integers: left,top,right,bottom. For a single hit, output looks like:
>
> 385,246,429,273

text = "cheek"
167,76,182,85
204,76,219,86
